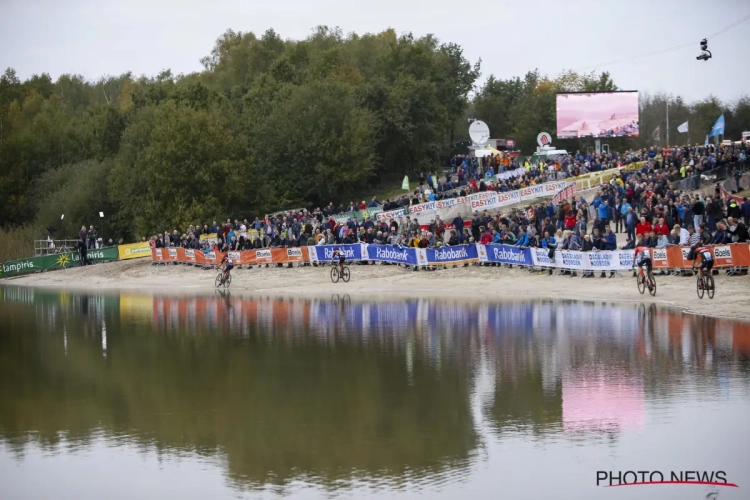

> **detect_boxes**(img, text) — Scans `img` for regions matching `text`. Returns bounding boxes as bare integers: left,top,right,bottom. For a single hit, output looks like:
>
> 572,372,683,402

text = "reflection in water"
1,287,750,499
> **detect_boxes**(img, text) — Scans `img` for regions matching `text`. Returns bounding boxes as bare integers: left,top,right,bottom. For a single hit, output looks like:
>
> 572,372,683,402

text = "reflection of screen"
563,371,644,432
556,91,639,139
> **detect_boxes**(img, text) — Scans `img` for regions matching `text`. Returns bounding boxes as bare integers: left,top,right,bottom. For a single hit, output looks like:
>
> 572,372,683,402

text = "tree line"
1,26,748,260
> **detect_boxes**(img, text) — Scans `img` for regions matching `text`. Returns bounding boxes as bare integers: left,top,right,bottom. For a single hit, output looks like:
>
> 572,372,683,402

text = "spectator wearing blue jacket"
516,230,531,247
597,200,611,233
603,226,617,250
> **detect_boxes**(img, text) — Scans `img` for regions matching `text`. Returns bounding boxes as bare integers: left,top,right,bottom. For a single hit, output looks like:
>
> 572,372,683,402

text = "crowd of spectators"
145,144,749,274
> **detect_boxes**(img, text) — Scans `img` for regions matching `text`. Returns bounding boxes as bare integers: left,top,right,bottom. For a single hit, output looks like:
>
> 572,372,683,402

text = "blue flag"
709,114,725,137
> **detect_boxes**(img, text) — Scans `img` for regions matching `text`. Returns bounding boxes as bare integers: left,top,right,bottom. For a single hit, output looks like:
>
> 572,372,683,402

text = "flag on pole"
652,126,660,141
401,175,409,190
709,114,725,137
677,121,689,133
704,135,709,146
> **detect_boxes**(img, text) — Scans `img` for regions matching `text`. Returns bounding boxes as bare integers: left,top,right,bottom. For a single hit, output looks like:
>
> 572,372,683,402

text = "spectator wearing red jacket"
480,227,492,245
653,218,669,237
636,216,652,237
564,210,576,230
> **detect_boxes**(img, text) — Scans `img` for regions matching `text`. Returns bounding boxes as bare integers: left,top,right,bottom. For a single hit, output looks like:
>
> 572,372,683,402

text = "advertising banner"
146,243,750,271
308,244,365,264
377,180,568,224
118,242,152,260
426,244,479,266
366,245,419,266
0,247,119,278
479,244,534,266
331,207,384,224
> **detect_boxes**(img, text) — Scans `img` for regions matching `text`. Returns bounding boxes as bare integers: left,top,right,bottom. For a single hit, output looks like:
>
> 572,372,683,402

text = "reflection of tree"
487,367,562,435
485,332,563,435
0,296,478,490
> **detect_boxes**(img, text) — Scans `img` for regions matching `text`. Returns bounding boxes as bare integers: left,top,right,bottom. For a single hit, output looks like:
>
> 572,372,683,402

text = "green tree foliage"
0,27,479,253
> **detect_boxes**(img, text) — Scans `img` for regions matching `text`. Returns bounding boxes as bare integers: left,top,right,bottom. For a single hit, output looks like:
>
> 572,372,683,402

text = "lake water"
1,287,749,500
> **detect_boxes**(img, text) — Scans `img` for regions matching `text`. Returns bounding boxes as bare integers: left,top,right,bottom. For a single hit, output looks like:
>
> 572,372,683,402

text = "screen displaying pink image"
556,91,640,138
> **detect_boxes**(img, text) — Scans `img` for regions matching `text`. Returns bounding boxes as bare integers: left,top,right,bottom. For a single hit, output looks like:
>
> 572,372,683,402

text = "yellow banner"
118,242,151,260
200,230,260,241
120,294,154,321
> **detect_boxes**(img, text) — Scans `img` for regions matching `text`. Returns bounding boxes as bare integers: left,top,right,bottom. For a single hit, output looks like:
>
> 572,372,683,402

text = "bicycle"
635,266,656,296
693,266,714,299
215,270,232,288
330,263,351,283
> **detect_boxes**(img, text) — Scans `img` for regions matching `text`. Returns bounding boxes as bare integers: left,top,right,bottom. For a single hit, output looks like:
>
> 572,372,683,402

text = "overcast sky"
1,0,749,103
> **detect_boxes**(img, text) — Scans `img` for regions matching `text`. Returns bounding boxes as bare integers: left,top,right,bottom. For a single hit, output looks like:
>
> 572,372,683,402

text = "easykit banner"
366,245,419,266
118,242,152,260
379,180,569,224
425,244,479,266
375,208,407,222
1,247,119,278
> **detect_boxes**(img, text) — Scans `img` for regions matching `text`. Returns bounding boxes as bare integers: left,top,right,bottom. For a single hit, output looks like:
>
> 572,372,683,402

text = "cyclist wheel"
330,267,339,283
215,274,223,288
341,266,351,283
224,273,232,288
648,276,656,296
636,273,645,294
706,275,715,299
696,277,705,299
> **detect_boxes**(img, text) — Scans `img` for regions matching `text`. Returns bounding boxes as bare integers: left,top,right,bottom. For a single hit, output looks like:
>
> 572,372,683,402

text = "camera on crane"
696,38,712,61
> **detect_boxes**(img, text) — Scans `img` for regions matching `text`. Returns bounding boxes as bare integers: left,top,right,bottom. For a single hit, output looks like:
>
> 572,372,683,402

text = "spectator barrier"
150,243,750,272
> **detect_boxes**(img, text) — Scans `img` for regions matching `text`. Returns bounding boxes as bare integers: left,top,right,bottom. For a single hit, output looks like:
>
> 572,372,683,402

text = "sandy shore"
4,258,750,321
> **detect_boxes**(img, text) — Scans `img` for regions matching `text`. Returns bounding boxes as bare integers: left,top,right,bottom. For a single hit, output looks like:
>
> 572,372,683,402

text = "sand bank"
4,259,750,321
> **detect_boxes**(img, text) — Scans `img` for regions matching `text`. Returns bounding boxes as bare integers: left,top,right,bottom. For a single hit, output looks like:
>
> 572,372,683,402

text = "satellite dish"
469,120,491,145
537,132,552,147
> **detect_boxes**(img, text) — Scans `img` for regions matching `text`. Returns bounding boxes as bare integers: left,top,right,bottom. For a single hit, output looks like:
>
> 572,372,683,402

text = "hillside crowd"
146,144,749,266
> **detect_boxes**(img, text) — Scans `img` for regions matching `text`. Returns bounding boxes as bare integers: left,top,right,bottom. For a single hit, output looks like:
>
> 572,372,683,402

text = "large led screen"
556,91,639,139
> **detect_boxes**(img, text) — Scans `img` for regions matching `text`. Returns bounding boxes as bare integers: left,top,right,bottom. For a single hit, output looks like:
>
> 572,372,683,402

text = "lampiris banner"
0,247,119,278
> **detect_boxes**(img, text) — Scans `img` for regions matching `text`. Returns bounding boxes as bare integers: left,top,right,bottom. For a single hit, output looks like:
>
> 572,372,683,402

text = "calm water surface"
1,287,749,500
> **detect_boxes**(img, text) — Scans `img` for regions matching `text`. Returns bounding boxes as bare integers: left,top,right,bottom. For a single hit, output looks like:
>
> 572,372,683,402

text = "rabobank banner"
309,244,365,263
478,244,533,266
366,245,419,265
426,244,479,265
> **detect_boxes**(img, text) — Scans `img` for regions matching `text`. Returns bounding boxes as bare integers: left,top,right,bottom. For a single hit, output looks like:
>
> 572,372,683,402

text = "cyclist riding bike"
331,248,346,273
691,244,714,288
219,253,234,283
632,245,654,284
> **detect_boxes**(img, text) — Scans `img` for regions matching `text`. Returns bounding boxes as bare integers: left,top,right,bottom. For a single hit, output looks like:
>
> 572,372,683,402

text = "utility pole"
666,100,670,146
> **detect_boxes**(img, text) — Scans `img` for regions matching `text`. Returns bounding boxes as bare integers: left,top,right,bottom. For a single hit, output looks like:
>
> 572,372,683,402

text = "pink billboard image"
556,91,640,138
563,370,645,432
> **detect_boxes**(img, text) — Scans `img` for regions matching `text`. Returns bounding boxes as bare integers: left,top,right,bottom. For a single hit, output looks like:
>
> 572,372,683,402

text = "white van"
535,149,569,161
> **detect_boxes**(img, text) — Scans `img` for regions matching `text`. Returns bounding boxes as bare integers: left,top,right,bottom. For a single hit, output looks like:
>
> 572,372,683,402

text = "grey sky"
1,0,749,103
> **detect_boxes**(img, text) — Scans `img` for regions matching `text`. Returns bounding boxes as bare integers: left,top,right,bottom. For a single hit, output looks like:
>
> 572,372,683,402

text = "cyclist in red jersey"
218,253,234,282
632,245,654,283
690,244,714,288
